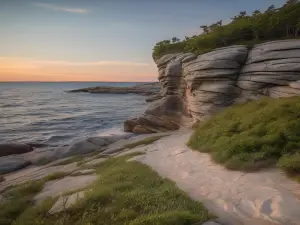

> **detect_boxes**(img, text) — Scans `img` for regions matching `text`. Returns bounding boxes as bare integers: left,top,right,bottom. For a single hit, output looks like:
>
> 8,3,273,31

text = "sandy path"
134,129,300,225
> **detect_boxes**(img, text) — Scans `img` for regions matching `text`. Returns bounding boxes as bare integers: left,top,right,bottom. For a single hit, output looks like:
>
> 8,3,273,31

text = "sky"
0,0,286,82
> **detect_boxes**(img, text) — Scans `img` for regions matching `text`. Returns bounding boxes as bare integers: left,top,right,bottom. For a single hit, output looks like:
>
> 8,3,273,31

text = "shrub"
188,97,300,175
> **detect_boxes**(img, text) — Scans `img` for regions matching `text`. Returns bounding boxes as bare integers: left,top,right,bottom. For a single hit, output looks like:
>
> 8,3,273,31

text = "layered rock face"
125,40,300,133
237,39,300,100
183,46,248,120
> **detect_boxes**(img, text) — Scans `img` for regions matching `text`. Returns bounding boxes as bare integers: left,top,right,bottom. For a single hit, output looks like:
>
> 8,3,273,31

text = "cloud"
33,2,89,14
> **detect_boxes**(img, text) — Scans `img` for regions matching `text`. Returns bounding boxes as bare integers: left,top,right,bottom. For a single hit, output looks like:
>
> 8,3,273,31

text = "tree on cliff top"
152,0,300,59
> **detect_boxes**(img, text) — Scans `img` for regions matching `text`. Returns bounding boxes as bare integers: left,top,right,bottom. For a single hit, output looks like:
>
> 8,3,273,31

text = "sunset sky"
0,0,285,82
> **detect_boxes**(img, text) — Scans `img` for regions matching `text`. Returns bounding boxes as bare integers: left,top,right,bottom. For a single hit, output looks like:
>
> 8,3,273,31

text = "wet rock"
0,143,33,157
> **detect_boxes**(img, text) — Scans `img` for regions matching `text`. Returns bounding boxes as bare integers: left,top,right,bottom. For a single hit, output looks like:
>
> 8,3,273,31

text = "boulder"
0,144,34,157
0,155,31,174
124,118,139,132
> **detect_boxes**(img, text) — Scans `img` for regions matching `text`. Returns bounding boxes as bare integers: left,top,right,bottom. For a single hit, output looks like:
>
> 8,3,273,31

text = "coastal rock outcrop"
125,39,300,133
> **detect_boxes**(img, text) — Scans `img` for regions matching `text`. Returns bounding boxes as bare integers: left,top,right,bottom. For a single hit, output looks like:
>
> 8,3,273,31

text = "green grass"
3,153,213,225
0,170,71,224
188,97,300,176
124,135,166,149
44,171,70,181
51,155,85,166
0,180,45,225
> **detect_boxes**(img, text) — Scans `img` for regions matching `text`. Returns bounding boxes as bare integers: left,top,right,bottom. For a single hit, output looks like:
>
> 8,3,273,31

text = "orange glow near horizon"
0,57,157,82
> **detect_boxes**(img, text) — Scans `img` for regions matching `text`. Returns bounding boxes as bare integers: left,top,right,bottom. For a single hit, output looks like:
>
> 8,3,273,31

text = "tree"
265,5,276,13
171,37,180,43
208,20,223,32
231,11,247,21
200,25,209,34
283,0,299,7
252,10,261,16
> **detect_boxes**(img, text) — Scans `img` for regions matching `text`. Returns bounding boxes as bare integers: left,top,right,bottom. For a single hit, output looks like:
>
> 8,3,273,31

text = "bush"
188,97,300,174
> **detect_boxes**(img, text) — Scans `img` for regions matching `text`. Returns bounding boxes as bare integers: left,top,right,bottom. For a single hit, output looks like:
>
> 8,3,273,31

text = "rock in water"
0,155,31,174
0,144,34,157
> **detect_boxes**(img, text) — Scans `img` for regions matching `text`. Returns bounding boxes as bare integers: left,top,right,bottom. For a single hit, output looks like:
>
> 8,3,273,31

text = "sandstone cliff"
125,39,300,133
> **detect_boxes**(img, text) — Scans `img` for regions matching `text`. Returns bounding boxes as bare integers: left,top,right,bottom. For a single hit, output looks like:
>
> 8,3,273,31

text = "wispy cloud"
33,2,89,14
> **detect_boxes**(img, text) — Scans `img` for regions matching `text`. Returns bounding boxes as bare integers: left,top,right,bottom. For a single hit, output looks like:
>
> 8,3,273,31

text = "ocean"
0,82,148,147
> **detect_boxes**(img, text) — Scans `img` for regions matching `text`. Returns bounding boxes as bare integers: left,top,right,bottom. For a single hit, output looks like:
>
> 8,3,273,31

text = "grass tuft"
44,171,70,181
188,97,300,177
124,135,166,149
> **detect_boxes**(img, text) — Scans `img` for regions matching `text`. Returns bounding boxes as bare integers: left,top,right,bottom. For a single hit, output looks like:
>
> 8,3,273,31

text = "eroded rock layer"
183,45,248,121
125,40,300,133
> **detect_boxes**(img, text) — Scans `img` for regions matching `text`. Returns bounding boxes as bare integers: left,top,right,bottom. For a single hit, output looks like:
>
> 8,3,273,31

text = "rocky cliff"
125,39,300,133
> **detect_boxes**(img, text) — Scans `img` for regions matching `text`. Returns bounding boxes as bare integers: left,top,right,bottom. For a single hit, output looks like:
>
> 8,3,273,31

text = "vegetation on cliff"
1,154,212,225
153,0,300,59
188,97,300,178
